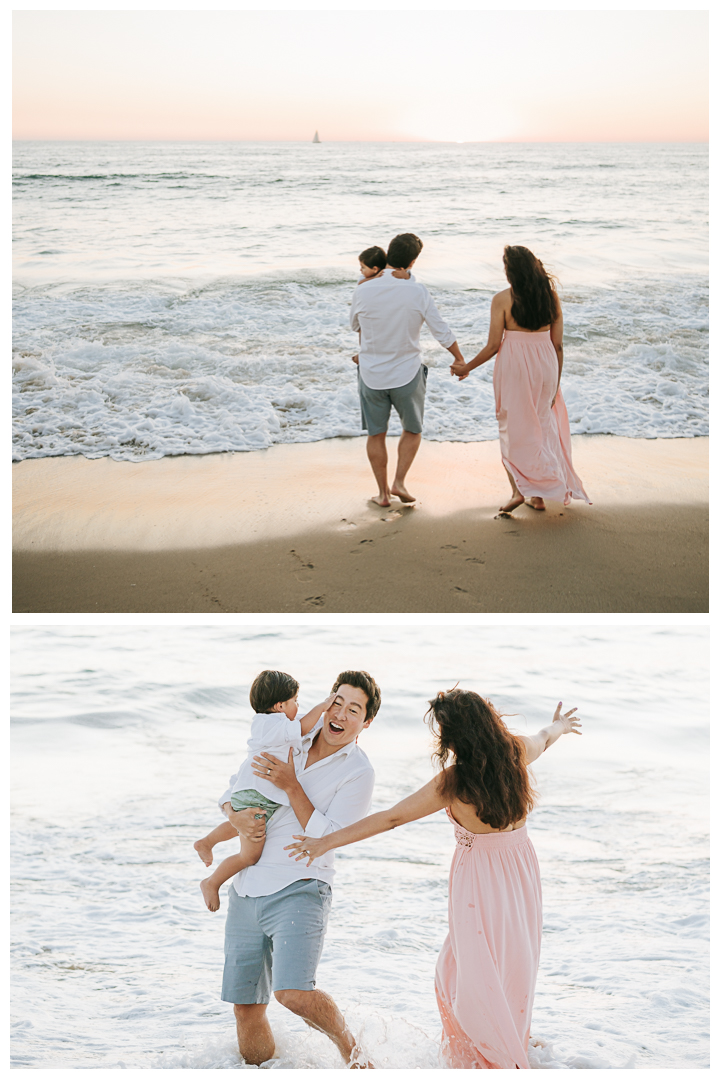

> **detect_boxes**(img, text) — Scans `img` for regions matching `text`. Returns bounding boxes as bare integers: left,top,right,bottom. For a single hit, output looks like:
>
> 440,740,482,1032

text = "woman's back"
449,797,526,833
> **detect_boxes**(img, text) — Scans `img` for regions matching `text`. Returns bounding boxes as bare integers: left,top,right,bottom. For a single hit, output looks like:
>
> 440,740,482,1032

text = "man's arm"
421,292,457,351
251,750,375,837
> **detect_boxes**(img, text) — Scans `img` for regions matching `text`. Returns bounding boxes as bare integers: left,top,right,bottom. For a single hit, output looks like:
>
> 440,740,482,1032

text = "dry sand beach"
13,436,707,614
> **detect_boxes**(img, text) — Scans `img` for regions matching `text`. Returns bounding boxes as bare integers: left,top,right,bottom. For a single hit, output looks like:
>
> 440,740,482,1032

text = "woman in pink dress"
286,690,582,1069
451,246,590,514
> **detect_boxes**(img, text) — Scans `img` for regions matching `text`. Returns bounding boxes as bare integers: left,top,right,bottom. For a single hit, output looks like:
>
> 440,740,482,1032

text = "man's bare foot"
527,497,546,511
390,482,416,503
499,494,525,513
194,839,213,866
371,494,391,507
200,878,221,912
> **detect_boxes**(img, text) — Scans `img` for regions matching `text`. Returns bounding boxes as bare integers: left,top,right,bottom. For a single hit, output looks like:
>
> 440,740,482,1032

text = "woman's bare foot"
200,878,221,911
527,497,546,511
194,838,214,866
390,482,416,503
499,494,525,513
371,494,391,507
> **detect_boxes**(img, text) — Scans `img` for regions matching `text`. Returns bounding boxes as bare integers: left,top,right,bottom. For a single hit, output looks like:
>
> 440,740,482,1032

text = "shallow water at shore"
13,141,708,460
11,626,709,1067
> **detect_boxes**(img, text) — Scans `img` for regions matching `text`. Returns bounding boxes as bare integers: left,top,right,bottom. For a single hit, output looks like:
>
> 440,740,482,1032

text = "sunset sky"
13,9,708,143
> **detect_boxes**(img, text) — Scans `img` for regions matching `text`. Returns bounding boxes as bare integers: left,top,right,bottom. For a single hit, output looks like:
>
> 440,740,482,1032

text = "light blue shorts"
358,364,428,436
221,878,332,1004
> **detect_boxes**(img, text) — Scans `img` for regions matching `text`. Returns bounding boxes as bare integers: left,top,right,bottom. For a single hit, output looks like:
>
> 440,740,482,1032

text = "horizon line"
11,137,708,145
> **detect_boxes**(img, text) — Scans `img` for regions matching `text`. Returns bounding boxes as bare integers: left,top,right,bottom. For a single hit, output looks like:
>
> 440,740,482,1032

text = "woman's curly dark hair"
426,688,536,830
503,245,560,331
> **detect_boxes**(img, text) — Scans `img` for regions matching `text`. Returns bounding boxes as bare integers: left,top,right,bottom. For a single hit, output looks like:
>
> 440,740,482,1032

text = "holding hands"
450,358,471,380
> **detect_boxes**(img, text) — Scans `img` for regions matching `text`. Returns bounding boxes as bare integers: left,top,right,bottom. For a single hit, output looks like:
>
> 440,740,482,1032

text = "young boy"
352,246,411,364
194,669,335,911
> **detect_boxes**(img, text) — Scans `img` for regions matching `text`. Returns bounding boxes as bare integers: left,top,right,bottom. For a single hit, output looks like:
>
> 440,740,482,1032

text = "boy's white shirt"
228,711,305,806
218,717,375,897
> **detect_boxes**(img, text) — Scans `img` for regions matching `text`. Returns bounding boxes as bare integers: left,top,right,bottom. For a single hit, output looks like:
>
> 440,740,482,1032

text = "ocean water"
12,141,707,462
11,625,709,1069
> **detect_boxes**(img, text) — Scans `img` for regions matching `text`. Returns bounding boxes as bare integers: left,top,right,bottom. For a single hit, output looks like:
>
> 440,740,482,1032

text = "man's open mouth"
328,720,344,734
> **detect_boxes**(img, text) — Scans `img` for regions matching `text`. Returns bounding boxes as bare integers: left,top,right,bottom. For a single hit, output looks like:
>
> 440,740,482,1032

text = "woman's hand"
450,359,470,380
252,748,297,793
552,702,582,735
226,805,267,843
285,834,329,866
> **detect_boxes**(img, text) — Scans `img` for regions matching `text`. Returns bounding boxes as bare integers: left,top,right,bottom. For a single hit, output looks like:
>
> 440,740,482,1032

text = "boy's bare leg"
274,988,373,1067
194,819,238,866
234,1003,275,1066
201,835,265,911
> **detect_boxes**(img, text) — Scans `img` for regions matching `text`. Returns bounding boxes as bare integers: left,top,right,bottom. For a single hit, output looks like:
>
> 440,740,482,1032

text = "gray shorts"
358,364,428,436
221,878,332,1004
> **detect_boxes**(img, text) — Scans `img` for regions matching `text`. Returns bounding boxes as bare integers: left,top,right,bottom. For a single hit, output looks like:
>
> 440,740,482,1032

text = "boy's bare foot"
527,497,546,511
390,482,416,503
371,494,391,507
200,878,221,911
499,494,525,513
194,838,213,866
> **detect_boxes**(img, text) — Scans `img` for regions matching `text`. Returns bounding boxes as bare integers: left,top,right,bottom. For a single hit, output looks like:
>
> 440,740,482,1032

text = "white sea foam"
12,141,707,461
12,275,708,461
11,626,709,1069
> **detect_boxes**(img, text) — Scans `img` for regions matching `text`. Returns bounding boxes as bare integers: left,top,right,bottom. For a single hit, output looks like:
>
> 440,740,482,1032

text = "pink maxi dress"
494,329,590,505
435,811,543,1069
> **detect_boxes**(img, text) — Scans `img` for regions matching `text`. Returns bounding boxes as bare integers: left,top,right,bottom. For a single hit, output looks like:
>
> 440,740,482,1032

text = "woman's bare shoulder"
493,287,512,305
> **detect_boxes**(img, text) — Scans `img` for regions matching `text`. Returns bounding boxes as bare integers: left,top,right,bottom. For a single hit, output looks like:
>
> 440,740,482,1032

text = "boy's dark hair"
250,670,299,714
359,245,387,270
386,233,423,269
331,670,382,721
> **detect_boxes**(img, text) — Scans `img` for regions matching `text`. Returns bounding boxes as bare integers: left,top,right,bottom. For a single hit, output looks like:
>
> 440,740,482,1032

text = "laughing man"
219,670,380,1068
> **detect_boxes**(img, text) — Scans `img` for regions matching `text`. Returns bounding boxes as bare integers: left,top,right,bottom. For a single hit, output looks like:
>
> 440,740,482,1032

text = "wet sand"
13,436,708,613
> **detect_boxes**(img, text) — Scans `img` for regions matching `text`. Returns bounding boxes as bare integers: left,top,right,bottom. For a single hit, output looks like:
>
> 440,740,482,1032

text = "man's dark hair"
250,670,299,714
386,233,423,269
359,245,387,270
331,670,381,721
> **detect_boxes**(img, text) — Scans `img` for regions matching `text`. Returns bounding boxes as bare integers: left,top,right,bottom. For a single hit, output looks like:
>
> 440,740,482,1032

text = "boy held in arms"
194,669,334,911
352,245,410,364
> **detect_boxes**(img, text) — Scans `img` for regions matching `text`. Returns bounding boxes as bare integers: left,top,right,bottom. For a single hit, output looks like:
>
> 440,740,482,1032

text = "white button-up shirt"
350,271,456,390
219,720,375,897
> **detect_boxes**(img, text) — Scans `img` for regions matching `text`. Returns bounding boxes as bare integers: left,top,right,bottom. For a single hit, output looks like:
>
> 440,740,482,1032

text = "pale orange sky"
13,10,708,142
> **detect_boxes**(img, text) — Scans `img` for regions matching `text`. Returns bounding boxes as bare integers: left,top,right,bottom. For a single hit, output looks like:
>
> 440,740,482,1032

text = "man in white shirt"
350,232,465,506
219,670,380,1068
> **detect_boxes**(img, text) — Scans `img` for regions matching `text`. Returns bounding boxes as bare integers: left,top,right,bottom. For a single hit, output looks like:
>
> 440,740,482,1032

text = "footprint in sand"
441,544,458,551
465,557,485,564
305,596,325,607
453,586,470,594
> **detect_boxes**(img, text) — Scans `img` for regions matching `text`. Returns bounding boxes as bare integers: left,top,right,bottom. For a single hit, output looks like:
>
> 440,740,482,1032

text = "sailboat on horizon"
312,131,321,143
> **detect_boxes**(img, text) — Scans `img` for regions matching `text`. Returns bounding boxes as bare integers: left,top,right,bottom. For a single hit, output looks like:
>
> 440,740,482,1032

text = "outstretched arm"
285,774,447,865
519,702,582,765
